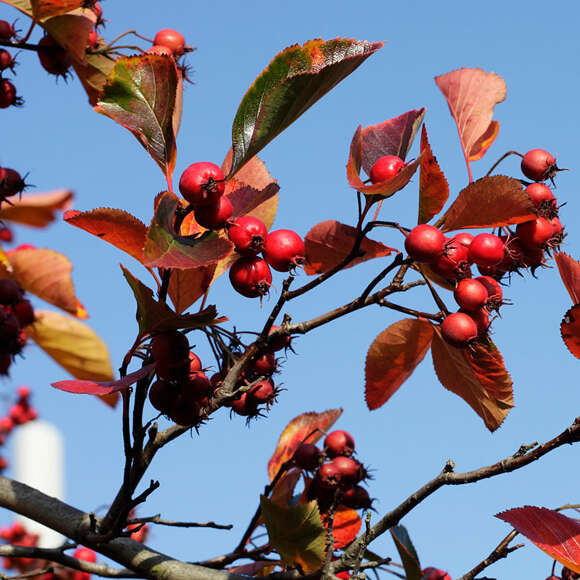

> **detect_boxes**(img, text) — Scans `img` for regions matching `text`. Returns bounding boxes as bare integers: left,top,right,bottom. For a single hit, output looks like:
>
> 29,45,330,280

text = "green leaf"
144,192,234,269
121,265,220,336
390,526,422,580
260,496,325,573
229,38,383,177
95,55,179,178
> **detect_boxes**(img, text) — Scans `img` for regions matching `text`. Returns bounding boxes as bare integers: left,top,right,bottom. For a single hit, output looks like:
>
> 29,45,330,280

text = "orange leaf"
365,319,434,410
42,9,95,63
31,0,84,20
435,68,506,167
0,190,73,228
270,469,302,507
64,208,147,264
304,220,393,275
561,304,580,360
497,506,580,574
325,506,361,549
168,265,216,314
418,125,449,225
267,409,342,481
555,252,580,304
431,327,514,431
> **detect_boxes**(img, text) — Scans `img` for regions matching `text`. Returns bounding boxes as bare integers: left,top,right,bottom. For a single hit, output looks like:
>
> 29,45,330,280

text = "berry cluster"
402,148,565,348
178,161,305,299
0,20,20,109
294,430,372,513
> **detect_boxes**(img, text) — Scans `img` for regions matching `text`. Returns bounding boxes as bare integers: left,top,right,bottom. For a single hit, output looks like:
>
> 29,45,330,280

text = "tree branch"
126,515,232,530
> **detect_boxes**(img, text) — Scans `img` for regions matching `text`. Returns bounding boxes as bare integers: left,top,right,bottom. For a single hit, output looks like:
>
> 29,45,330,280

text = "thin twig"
126,515,232,530
485,150,523,177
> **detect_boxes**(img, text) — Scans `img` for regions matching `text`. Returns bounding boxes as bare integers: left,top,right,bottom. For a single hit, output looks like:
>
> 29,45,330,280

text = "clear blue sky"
2,1,580,578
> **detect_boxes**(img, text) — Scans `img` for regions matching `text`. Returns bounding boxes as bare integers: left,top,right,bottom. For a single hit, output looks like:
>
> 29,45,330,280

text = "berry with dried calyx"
268,325,292,352
432,237,471,281
331,456,364,486
248,378,276,405
248,351,277,376
179,162,225,206
194,195,233,230
468,233,505,267
153,29,187,57
0,50,15,72
38,34,72,78
341,485,372,510
227,216,268,256
0,168,26,198
148,379,176,414
86,28,99,50
516,217,554,250
441,312,478,348
263,229,305,272
324,430,355,458
369,155,405,183
521,148,558,182
229,256,272,298
404,224,446,263
453,278,488,312
317,462,342,489
0,21,16,41
0,80,20,109
525,182,557,216
294,443,322,470
151,330,190,370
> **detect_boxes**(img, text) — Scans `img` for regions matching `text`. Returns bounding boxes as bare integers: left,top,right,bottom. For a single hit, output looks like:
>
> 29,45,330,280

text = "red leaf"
561,304,580,360
269,469,302,508
0,190,73,228
228,182,280,230
42,9,95,63
51,363,155,395
221,150,276,191
168,265,216,314
365,319,434,410
72,51,115,106
497,506,580,574
435,68,506,171
438,176,535,232
304,220,393,275
30,0,85,20
555,252,580,304
267,409,342,481
418,125,449,224
64,208,147,264
324,506,361,549
431,327,514,431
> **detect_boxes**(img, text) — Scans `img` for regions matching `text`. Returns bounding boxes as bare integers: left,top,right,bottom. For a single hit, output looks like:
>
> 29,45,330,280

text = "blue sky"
1,1,580,578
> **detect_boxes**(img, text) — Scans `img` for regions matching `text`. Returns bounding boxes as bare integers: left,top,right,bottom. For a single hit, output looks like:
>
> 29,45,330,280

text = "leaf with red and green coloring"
497,506,580,574
222,150,276,191
267,409,342,481
418,125,449,224
168,265,216,314
0,190,72,228
555,253,580,304
437,175,535,232
347,125,423,199
64,208,147,264
228,182,280,230
390,525,423,580
326,507,361,550
7,248,86,318
260,497,325,573
269,469,302,508
229,38,384,177
431,327,514,431
42,9,95,63
561,304,580,360
51,363,155,395
73,51,115,105
435,68,506,166
122,265,221,336
144,192,234,269
95,55,179,177
360,109,425,172
304,220,393,275
365,318,434,410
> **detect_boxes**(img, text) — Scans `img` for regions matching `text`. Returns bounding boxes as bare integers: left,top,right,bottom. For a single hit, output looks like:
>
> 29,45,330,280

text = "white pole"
13,420,65,548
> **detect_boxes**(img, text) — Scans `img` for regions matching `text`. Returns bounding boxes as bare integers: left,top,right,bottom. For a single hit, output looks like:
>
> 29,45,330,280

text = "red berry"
0,21,15,41
194,195,233,230
0,280,20,305
0,79,19,108
521,149,557,182
181,371,212,404
148,379,177,413
86,28,99,50
341,485,372,510
248,351,277,376
324,430,355,458
179,162,225,206
550,216,564,237
468,233,504,267
441,312,478,348
17,386,30,399
331,456,363,486
151,330,190,369
516,217,554,249
422,567,451,580
0,50,14,72
294,443,322,470
12,298,34,328
454,232,474,248
227,216,268,256
369,155,405,183
453,279,488,312
432,237,471,281
263,229,305,272
475,275,503,303
336,572,350,580
404,225,446,263
248,378,275,405
229,256,272,298
231,391,258,417
0,227,13,243
317,462,342,489
268,325,292,352
146,45,174,57
461,307,490,336
0,168,26,197
525,182,556,210
153,29,186,57
167,399,201,426
38,34,72,77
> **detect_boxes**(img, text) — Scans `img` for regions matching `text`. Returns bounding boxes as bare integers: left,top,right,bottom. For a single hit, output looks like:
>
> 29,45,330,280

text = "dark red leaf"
555,253,580,304
561,304,580,360
497,506,580,574
418,125,449,224
228,182,280,228
365,318,434,410
304,220,393,275
390,525,423,580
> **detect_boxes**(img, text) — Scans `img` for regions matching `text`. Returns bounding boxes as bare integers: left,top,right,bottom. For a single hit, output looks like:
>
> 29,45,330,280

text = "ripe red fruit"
331,456,363,486
461,307,490,336
0,79,19,108
550,216,564,237
38,34,72,77
231,391,258,417
516,217,554,249
0,50,14,72
248,378,275,405
179,162,225,206
227,216,268,256
263,229,305,272
146,45,174,57
341,485,372,510
440,312,478,348
248,351,277,376
153,29,186,57
229,256,272,298
453,279,488,312
468,233,505,267
404,225,446,263
268,325,292,352
432,237,471,281
181,371,212,405
324,430,355,458
454,232,474,248
0,227,13,243
148,379,176,413
0,168,26,197
151,330,190,369
193,195,233,230
422,567,451,580
168,399,201,426
317,462,342,489
474,275,503,304
525,182,556,210
294,443,322,470
521,149,557,182
336,572,350,580
369,155,405,183
0,280,20,305
86,28,99,50
0,21,15,41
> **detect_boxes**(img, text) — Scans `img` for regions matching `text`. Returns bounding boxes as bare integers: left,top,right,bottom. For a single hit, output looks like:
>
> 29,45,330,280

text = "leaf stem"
485,150,524,177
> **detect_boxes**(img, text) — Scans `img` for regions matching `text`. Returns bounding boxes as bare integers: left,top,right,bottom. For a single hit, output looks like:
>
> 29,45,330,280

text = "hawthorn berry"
227,216,268,256
168,399,201,426
146,45,175,57
441,312,478,348
248,351,277,376
268,325,292,352
248,378,275,405
516,217,554,249
151,330,190,369
0,80,20,108
461,307,490,336
229,256,272,298
369,155,405,183
0,21,16,41
432,237,471,281
0,168,26,198
194,195,233,230
468,233,505,267
148,379,176,413
179,162,225,206
453,279,488,312
474,275,503,304
153,29,186,57
263,229,305,272
230,391,258,417
331,456,363,486
86,28,99,50
0,227,13,243
181,371,212,405
37,34,72,77
317,462,342,489
324,430,355,458
525,182,557,212
0,280,21,306
341,485,372,510
404,224,446,263
422,567,452,580
0,50,14,72
454,232,474,248
294,443,322,470
521,148,557,182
